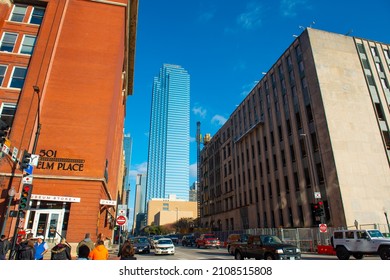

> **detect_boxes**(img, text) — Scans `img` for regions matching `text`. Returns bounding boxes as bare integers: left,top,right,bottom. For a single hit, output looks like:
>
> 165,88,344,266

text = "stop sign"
116,215,127,226
319,223,327,233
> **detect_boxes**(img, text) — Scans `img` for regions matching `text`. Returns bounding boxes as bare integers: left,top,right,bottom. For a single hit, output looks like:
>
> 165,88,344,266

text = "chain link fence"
211,223,390,253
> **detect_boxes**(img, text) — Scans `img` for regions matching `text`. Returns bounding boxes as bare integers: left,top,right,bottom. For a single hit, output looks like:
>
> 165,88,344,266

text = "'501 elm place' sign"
36,149,85,172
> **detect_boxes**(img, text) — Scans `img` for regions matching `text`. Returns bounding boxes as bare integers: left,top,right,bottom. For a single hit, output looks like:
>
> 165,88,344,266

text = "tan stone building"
147,195,197,226
199,28,390,232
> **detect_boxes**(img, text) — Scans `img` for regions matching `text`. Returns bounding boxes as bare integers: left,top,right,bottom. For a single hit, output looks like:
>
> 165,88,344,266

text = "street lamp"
384,211,390,234
0,186,16,236
175,207,179,233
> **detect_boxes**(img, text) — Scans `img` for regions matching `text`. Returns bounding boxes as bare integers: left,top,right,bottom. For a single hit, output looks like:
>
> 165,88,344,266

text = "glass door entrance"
30,210,64,241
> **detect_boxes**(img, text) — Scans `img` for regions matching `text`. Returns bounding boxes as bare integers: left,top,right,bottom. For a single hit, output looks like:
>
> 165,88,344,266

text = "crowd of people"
0,232,136,260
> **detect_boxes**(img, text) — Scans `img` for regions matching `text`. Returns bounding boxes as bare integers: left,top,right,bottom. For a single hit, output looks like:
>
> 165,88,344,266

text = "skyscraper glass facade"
146,64,190,202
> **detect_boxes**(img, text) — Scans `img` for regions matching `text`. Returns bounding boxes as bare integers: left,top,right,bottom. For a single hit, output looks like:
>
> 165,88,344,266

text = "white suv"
331,229,390,260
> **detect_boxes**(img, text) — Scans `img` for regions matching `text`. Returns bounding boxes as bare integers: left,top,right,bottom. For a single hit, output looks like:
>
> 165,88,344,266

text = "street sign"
12,147,18,161
314,192,321,199
319,223,327,233
25,164,34,175
1,143,9,154
22,174,33,184
116,215,127,226
30,154,40,166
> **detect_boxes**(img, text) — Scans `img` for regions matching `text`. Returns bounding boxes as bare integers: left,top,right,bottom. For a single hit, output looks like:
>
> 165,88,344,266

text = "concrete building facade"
199,28,390,232
147,195,197,227
0,0,138,244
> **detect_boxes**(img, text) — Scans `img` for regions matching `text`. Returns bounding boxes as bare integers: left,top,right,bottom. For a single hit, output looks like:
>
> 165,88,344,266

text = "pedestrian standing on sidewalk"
76,233,95,259
34,235,48,260
0,235,11,260
77,244,90,260
118,242,137,260
51,238,72,260
16,240,35,260
89,240,108,260
15,233,34,260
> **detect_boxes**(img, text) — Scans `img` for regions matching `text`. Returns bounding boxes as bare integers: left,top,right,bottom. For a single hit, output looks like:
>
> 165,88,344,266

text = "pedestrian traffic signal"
0,119,9,145
19,150,32,170
19,184,33,210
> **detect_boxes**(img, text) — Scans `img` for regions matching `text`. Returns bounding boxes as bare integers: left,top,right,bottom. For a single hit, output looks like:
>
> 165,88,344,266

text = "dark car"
226,233,250,255
167,234,181,244
132,237,151,254
182,235,196,247
234,235,301,260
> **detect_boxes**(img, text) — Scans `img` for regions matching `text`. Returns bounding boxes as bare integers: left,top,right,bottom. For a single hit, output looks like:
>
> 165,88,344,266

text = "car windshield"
153,235,163,240
134,238,149,243
261,236,283,244
205,235,217,239
158,239,173,245
367,230,384,238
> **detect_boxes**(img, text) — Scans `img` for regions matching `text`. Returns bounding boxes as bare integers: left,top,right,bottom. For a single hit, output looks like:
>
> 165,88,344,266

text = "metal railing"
211,224,390,253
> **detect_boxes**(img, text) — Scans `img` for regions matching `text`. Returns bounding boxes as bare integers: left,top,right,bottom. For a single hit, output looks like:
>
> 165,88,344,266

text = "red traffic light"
19,184,33,210
318,201,323,206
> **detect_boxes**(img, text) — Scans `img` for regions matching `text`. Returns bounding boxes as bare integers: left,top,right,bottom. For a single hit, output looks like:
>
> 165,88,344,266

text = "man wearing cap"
34,235,48,260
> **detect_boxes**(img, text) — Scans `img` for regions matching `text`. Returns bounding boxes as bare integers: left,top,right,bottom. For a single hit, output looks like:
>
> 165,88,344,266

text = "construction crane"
196,121,211,221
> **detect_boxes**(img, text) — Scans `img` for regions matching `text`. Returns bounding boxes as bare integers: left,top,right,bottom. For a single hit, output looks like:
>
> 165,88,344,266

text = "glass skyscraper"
146,64,190,202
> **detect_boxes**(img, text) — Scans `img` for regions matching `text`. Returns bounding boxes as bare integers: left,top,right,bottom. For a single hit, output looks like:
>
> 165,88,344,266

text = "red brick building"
0,0,138,245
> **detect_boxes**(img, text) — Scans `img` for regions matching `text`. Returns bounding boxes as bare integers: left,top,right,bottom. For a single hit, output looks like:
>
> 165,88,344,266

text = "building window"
0,32,18,52
20,35,37,55
0,65,7,86
0,103,16,127
9,66,27,89
162,203,169,211
29,7,46,25
9,4,27,22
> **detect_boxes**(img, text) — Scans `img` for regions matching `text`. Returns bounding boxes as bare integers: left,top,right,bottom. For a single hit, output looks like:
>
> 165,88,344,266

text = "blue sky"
124,0,390,213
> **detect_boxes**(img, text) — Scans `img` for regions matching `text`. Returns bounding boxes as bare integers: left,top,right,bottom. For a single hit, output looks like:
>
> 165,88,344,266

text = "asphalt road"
110,245,381,260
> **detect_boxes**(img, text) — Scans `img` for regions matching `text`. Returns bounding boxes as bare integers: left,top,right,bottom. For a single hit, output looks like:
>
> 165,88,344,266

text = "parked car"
226,234,250,255
196,233,221,249
234,235,301,260
331,229,390,260
132,237,151,254
182,235,196,247
150,235,164,249
154,238,175,255
166,234,181,244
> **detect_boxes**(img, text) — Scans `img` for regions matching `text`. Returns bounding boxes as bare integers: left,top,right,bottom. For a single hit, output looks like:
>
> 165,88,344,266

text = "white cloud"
280,0,308,17
129,162,147,177
189,163,198,180
237,2,263,30
192,105,207,118
240,81,258,97
211,114,227,126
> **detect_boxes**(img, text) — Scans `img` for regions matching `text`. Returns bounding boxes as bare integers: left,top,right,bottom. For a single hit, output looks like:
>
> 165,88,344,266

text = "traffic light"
312,201,325,218
20,150,32,170
19,184,33,210
0,119,9,145
316,201,325,217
